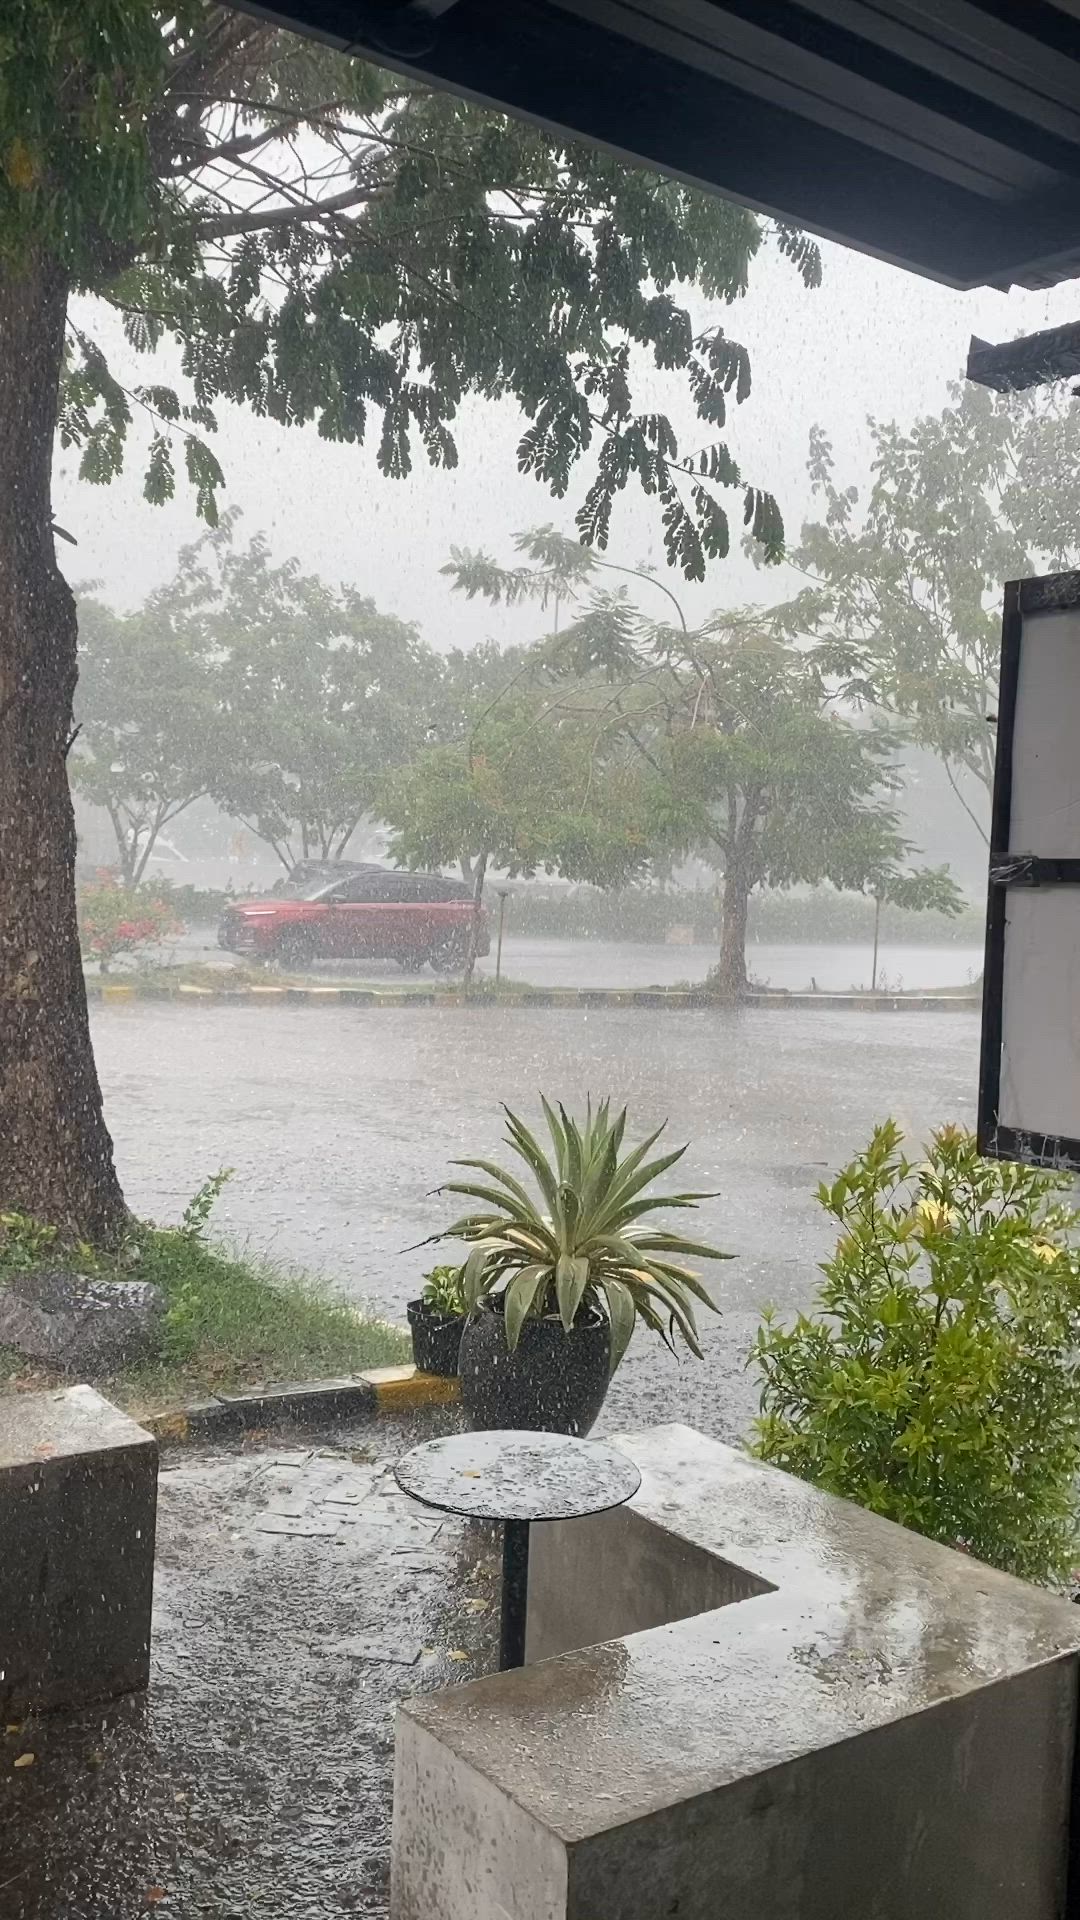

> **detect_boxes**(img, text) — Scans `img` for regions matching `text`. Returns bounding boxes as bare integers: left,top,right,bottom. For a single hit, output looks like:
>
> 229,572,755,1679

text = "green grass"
86,959,540,996
0,1224,408,1419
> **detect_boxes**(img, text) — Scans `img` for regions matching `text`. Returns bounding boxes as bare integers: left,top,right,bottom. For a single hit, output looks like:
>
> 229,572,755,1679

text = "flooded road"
92,1001,980,1441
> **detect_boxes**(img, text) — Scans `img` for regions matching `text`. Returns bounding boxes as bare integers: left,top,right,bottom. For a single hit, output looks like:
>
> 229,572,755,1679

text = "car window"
337,873,396,902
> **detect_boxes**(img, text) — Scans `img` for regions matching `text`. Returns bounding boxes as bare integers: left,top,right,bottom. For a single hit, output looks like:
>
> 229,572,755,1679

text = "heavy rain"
4,3,1080,1916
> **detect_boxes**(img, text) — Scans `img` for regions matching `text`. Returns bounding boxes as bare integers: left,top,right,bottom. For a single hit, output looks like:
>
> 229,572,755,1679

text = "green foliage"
0,1178,407,1402
498,882,982,947
76,873,181,971
753,1122,1080,1584
202,521,441,868
443,534,959,991
180,1166,234,1240
76,515,443,873
433,1098,730,1368
789,387,1080,827
72,576,225,881
421,1264,467,1318
0,0,166,270
0,1211,59,1270
10,5,819,577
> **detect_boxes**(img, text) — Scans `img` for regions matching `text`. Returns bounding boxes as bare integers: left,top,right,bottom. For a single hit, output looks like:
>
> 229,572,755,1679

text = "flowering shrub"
753,1121,1080,1584
77,873,181,972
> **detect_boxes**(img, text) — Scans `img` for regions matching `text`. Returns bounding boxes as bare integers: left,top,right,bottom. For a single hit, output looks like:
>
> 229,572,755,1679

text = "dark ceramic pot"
407,1300,465,1378
459,1298,611,1436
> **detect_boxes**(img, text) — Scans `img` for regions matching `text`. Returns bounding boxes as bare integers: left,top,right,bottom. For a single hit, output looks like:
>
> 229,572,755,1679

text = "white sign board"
980,573,1080,1168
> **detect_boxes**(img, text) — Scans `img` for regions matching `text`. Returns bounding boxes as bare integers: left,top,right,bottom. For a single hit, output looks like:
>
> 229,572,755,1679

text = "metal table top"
394,1429,641,1523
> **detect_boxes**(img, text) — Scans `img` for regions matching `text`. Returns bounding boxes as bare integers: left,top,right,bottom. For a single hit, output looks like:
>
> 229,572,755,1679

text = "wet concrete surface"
90,1002,980,1444
0,1415,496,1920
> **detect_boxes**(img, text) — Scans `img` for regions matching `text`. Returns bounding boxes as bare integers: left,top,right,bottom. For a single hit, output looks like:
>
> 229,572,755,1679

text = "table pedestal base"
499,1518,531,1670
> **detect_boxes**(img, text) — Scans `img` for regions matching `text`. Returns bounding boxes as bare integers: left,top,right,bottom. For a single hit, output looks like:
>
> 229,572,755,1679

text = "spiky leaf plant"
433,1098,730,1371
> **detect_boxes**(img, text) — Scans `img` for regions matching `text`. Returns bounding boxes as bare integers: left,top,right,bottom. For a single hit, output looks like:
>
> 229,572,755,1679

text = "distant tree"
72,587,220,883
1,0,818,1237
382,682,659,980
206,532,440,869
788,385,1080,843
450,531,959,996
648,624,960,997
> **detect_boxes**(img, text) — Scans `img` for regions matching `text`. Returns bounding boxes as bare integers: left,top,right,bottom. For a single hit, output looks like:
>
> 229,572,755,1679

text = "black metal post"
499,1518,530,1670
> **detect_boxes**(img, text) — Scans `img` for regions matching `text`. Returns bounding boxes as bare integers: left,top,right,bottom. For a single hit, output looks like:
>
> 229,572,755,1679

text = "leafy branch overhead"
13,1,819,578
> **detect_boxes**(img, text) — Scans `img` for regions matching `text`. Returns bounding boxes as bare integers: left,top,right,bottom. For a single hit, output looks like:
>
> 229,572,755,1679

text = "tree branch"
192,182,384,240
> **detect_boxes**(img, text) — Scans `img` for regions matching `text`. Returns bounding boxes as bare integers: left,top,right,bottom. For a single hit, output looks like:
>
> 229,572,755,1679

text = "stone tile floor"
0,1414,497,1919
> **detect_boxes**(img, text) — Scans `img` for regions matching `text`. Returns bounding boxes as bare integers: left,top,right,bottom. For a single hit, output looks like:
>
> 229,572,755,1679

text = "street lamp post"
495,889,510,987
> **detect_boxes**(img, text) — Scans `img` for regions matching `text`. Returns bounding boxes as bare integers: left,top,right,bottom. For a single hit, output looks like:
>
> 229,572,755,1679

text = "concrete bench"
393,1424,1080,1920
0,1385,157,1716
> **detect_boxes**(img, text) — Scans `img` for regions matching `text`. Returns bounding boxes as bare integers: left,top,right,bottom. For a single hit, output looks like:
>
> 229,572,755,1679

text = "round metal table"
395,1430,641,1670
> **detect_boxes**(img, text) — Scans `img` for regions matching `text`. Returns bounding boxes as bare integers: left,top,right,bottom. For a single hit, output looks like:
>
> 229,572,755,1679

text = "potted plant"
432,1097,730,1434
407,1264,467,1377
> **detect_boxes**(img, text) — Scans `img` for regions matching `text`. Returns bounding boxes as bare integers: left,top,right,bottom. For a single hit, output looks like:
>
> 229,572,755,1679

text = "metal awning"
239,0,1080,291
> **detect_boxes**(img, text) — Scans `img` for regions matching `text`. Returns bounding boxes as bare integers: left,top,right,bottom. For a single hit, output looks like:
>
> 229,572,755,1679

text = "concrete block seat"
393,1424,1080,1920
0,1385,157,1717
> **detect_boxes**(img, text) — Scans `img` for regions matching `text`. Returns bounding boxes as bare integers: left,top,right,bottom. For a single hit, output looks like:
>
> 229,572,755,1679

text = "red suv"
219,865,490,972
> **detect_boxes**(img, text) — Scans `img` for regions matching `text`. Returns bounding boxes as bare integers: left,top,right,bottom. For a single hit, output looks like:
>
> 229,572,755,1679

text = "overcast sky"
56,208,1078,655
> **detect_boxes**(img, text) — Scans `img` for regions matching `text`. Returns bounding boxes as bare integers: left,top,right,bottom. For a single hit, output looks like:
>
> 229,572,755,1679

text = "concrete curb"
142,1363,459,1443
87,979,981,1013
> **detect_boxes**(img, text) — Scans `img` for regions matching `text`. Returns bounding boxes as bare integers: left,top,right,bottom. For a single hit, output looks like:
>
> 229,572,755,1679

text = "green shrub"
421,1264,467,1317
752,1121,1080,1584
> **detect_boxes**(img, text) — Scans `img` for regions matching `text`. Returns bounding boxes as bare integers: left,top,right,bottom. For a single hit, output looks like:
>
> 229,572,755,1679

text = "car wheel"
276,929,315,971
429,933,468,973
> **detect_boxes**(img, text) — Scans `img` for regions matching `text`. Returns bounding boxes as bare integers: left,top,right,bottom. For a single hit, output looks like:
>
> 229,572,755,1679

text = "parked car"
219,866,489,972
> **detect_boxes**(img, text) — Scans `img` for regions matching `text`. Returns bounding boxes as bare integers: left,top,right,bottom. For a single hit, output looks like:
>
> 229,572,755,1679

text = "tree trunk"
714,857,750,1000
0,250,126,1241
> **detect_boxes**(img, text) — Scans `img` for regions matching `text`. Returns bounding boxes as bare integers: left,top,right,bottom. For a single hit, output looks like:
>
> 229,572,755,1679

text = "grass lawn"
0,1216,408,1419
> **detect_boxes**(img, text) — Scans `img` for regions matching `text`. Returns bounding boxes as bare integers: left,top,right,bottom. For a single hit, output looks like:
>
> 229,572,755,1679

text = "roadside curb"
87,979,981,1013
142,1363,459,1443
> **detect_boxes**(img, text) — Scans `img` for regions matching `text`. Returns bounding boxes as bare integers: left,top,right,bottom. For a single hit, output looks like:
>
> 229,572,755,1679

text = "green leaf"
600,1277,637,1373
504,1264,550,1350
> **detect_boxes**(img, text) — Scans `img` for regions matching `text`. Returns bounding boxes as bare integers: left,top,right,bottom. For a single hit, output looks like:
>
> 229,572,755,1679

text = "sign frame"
979,570,1080,1171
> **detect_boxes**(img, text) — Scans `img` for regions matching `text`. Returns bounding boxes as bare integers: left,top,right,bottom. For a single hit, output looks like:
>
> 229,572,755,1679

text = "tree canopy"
786,385,1080,840
14,2,820,581
442,531,959,994
72,581,220,881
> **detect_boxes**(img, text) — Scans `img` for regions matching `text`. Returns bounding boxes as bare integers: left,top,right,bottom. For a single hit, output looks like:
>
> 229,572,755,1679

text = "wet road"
91,1001,980,1441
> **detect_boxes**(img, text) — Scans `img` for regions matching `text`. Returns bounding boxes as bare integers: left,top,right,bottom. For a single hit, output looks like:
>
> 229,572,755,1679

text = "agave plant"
434,1098,730,1370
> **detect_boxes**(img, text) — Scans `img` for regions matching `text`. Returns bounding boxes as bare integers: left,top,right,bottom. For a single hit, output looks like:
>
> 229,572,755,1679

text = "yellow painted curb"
147,1410,190,1441
364,1363,461,1408
178,983,214,996
100,983,136,1000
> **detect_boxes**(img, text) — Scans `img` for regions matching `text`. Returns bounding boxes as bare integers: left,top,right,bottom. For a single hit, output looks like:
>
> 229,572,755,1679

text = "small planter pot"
459,1298,611,1436
406,1300,465,1378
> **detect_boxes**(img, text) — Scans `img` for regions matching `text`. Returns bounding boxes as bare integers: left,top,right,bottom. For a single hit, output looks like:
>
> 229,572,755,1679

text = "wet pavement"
91,1001,981,1444
0,1416,496,1920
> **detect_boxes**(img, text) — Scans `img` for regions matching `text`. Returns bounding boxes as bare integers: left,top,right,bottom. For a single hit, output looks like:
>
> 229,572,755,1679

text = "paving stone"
255,1515,340,1539
331,1636,423,1666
